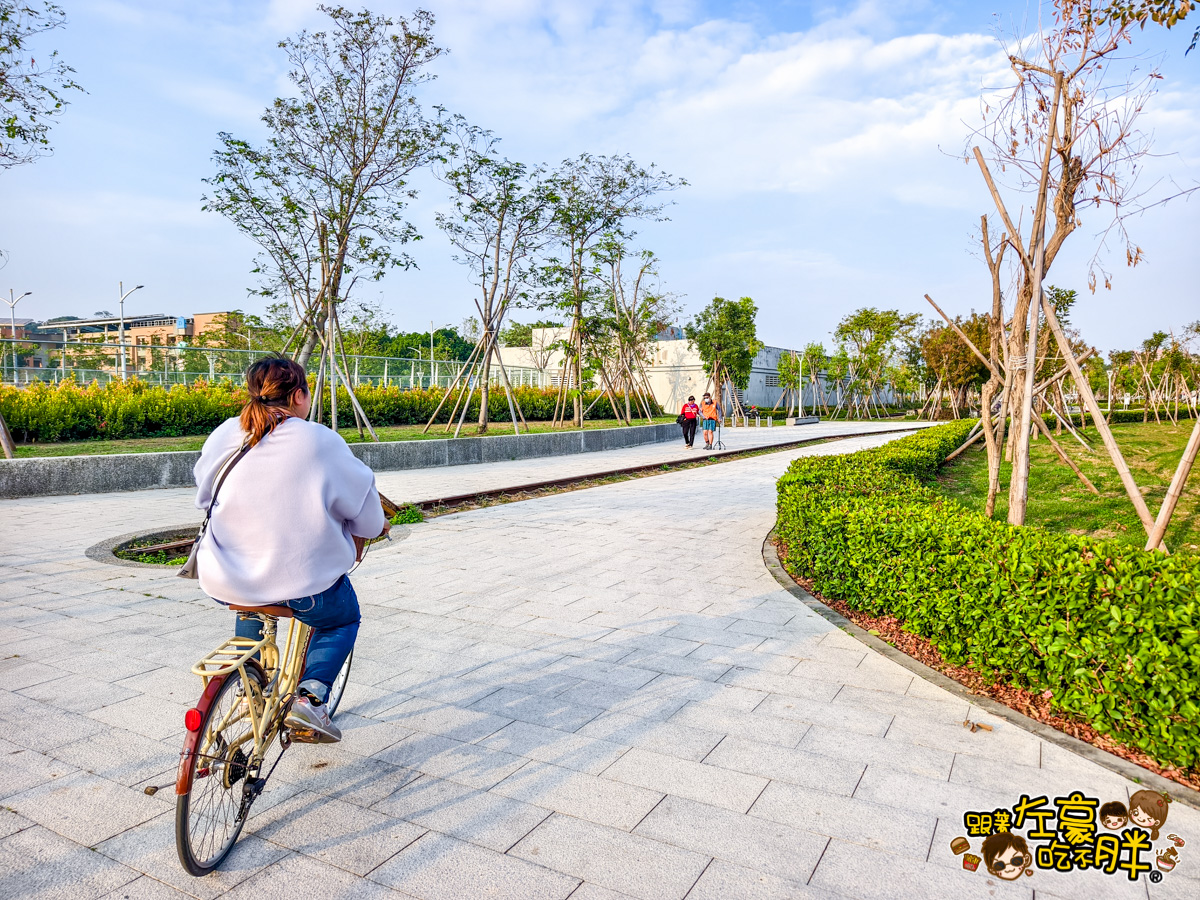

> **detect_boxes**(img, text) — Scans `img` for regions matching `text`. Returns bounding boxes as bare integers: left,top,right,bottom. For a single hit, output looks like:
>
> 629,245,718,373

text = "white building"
498,326,803,414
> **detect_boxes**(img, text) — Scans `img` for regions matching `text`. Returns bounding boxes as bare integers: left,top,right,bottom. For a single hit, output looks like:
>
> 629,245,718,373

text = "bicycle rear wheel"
176,666,264,876
325,650,352,717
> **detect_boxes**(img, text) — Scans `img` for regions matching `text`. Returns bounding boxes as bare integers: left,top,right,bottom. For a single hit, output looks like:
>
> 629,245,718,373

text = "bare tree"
427,121,554,435
542,154,684,427
204,6,445,376
968,0,1171,532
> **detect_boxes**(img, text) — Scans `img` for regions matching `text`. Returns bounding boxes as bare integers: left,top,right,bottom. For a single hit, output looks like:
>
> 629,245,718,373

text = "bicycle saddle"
226,604,294,618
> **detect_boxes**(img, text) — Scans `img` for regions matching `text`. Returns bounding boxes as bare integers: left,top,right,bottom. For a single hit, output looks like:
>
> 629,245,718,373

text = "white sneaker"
285,695,342,743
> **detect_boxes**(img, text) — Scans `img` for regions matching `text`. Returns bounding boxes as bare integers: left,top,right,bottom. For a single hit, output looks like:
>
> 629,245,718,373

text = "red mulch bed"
775,543,1200,793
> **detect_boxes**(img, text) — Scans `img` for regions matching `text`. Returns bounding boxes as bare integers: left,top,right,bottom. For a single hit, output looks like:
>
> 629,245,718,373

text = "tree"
684,296,763,418
969,0,1171,532
542,154,684,426
203,6,445,379
432,121,555,433
0,1,81,168
775,351,802,416
833,308,919,419
1098,0,1198,51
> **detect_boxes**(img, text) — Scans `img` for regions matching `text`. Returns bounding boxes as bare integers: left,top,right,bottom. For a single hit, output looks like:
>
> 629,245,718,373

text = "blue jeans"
232,574,360,703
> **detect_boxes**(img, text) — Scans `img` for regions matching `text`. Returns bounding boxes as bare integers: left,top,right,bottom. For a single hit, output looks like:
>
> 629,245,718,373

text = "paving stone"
374,732,527,791
5,770,163,846
0,805,35,839
379,695,513,743
492,760,662,830
0,696,108,752
684,859,833,900
754,693,894,737
86,695,190,742
371,774,549,852
274,747,423,808
808,837,1033,900
715,668,841,703
565,884,641,900
509,814,709,900
600,747,767,813
668,702,809,748
468,687,605,733
0,743,78,800
368,831,579,900
248,789,426,875
883,716,1042,767
703,735,865,795
220,853,405,899
0,661,69,692
97,874,196,899
475,720,627,774
48,729,177,788
798,725,954,780
97,811,290,900
576,712,723,762
634,795,828,884
750,781,936,859
17,672,141,714
0,824,140,900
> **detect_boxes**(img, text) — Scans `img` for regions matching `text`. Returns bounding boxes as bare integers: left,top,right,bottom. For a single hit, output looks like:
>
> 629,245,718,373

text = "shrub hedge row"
775,421,1200,772
0,379,661,443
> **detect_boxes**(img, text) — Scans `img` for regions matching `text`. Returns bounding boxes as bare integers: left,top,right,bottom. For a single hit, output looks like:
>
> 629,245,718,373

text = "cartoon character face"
1131,807,1156,827
1128,790,1171,840
1099,801,1127,830
982,833,1030,881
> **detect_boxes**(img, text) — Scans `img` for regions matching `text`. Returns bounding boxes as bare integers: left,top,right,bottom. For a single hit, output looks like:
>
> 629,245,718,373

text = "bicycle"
171,603,352,875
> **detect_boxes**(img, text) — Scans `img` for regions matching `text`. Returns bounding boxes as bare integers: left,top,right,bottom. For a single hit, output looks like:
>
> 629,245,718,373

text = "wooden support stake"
1039,288,1164,549
1032,414,1099,495
1145,415,1200,551
0,410,15,460
945,421,985,462
924,294,1002,380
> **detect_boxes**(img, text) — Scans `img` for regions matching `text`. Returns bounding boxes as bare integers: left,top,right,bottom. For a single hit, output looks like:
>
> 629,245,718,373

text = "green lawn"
11,416,679,458
932,421,1200,555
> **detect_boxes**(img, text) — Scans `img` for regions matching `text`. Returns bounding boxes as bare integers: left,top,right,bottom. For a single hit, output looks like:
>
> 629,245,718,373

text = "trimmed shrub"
0,378,662,443
775,422,1200,772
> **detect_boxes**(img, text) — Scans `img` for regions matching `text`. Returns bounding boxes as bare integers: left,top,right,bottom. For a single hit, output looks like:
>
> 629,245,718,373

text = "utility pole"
4,290,32,385
117,282,144,380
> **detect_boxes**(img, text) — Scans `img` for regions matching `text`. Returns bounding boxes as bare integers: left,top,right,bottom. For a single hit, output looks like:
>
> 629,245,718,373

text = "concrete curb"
3,421,686,498
761,535,1200,811
2,418,830,499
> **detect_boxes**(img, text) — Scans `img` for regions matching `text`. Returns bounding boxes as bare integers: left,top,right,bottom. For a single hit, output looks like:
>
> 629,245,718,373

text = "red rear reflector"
184,708,203,732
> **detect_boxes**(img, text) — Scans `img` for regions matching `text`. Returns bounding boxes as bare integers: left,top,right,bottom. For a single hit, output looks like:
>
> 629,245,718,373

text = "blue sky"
3,0,1197,353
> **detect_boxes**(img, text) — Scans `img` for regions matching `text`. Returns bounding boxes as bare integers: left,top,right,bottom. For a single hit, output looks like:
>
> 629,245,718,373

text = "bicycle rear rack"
191,637,268,684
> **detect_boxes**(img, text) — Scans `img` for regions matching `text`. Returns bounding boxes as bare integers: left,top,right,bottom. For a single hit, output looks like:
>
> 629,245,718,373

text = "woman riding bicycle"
192,356,388,743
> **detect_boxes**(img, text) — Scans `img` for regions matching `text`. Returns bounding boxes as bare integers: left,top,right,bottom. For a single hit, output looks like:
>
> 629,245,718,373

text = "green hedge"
776,421,1200,772
0,379,661,443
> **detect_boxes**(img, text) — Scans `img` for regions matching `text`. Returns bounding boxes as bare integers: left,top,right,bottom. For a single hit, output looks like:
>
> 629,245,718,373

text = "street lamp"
117,282,144,380
4,289,32,385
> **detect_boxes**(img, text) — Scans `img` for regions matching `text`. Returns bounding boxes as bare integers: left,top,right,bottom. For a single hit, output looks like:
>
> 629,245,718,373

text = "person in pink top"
679,395,700,448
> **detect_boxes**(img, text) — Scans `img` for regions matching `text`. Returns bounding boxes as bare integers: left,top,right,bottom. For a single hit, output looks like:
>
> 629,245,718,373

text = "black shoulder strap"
202,441,251,526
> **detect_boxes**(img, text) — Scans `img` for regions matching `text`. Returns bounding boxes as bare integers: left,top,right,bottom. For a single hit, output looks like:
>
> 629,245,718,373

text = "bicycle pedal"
288,727,322,744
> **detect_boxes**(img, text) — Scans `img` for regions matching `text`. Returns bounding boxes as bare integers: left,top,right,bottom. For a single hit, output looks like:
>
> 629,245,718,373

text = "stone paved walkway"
1,426,1196,900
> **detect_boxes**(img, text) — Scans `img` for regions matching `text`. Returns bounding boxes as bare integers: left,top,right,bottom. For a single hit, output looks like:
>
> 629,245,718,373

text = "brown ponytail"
240,356,308,447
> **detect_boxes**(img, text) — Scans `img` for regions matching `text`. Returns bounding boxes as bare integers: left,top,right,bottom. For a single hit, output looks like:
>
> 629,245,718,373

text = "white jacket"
193,416,385,605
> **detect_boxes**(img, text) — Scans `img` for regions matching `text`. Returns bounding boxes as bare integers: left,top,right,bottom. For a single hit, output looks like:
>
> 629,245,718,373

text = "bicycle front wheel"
175,666,263,876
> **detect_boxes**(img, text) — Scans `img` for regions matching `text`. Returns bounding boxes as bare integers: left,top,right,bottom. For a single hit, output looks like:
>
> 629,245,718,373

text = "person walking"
192,356,390,743
699,391,722,450
680,395,699,448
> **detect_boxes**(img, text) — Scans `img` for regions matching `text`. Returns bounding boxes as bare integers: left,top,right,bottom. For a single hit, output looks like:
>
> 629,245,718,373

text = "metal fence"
0,340,550,390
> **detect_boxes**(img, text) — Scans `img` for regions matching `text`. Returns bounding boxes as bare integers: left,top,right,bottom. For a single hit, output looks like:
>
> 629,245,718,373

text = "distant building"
498,326,799,413
10,311,230,370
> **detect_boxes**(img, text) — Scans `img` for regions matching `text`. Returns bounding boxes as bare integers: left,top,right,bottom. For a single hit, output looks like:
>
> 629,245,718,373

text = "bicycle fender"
175,659,268,796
